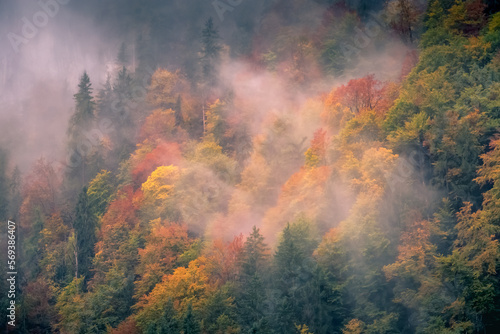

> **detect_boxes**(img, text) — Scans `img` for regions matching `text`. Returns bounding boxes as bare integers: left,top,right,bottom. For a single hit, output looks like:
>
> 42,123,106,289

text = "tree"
130,141,183,186
141,165,181,221
135,258,212,332
438,203,500,332
385,0,423,43
39,213,71,283
67,71,98,190
72,71,95,129
200,17,222,88
55,276,86,334
87,170,115,219
236,227,271,332
272,219,335,334
444,0,487,36
326,75,384,114
183,303,201,334
74,187,98,281
135,220,191,298
305,129,327,168
117,42,129,67
19,158,60,281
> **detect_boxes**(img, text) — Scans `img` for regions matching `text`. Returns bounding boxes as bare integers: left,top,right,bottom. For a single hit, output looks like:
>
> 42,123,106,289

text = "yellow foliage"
147,69,186,108
135,257,214,325
342,319,365,334
141,165,180,219
142,165,180,201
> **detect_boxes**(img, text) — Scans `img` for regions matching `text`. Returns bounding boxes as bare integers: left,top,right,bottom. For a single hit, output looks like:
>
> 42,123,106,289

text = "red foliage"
131,142,182,185
97,186,142,239
326,75,384,114
206,234,244,285
310,128,327,159
464,0,487,36
21,278,57,331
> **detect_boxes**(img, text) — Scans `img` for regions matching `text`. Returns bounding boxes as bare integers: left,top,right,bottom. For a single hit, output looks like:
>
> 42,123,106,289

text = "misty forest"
3,0,500,333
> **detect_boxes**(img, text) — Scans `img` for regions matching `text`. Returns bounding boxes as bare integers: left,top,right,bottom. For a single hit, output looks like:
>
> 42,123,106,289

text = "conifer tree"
200,17,222,88
67,72,97,190
74,186,98,282
237,226,270,332
183,303,200,334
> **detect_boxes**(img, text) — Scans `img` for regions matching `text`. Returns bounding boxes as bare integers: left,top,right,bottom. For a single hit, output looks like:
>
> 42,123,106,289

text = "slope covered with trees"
2,0,500,333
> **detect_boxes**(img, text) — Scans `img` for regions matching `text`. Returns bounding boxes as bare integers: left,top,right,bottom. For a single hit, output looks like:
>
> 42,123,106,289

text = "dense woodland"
2,0,500,333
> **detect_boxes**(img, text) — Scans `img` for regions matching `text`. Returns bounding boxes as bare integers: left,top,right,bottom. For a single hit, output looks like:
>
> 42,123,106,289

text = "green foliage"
200,17,222,87
272,219,337,334
183,303,201,334
74,187,98,281
87,170,115,219
320,13,359,75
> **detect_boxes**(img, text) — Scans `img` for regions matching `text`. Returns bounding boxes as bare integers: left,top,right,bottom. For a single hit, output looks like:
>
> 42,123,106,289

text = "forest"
1,0,500,333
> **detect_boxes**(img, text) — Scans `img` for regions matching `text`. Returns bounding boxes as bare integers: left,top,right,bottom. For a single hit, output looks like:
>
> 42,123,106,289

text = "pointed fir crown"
73,71,96,123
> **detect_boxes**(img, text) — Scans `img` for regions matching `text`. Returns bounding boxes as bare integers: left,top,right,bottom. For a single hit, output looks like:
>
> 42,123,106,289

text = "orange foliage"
135,220,191,297
139,109,188,143
131,141,182,185
93,186,143,280
205,234,244,285
305,128,327,168
384,219,434,281
325,75,384,114
135,256,214,318
261,166,331,243
109,318,140,334
98,186,142,232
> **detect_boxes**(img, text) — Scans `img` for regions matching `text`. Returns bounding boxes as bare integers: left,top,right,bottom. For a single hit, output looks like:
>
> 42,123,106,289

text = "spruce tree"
183,303,200,334
237,227,270,331
74,186,97,283
116,42,129,67
157,298,180,334
272,220,334,334
200,17,221,88
67,72,97,191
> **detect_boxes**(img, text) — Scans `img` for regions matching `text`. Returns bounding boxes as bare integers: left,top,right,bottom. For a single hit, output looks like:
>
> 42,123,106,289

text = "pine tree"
200,17,222,88
157,298,180,334
237,227,271,332
272,220,334,334
74,186,98,282
111,66,136,162
67,72,97,191
96,73,113,119
8,166,22,221
183,303,200,334
73,72,95,124
117,42,129,67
